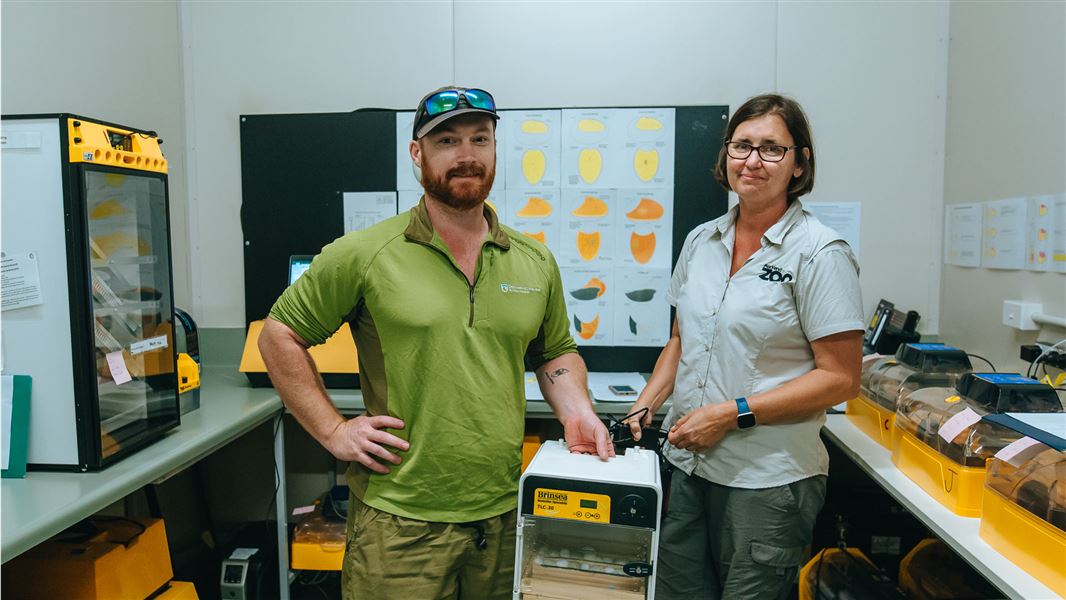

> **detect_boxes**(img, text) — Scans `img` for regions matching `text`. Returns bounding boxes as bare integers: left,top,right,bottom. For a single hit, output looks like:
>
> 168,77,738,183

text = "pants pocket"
750,541,805,570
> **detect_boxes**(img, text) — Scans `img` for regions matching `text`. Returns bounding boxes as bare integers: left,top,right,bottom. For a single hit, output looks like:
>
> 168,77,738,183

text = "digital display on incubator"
580,499,598,509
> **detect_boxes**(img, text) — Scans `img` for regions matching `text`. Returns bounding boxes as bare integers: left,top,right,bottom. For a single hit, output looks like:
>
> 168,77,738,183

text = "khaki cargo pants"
342,494,517,600
655,469,827,600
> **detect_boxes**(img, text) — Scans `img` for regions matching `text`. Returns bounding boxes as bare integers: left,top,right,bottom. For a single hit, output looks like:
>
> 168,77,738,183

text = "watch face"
737,412,756,429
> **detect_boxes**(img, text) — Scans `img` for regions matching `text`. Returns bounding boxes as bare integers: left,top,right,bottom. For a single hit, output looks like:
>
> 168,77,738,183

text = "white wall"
940,1,1066,374
779,1,950,335
1,1,191,309
10,1,1058,375
183,1,952,331
180,1,454,326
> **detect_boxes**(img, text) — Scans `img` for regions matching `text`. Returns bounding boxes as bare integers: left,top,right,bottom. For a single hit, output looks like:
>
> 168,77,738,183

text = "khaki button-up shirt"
663,200,864,488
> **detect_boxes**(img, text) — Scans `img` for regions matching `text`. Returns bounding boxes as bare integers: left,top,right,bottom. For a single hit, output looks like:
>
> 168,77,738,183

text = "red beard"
421,160,496,210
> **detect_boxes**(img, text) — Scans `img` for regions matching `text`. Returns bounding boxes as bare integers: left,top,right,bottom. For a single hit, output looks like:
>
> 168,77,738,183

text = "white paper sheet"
588,371,647,403
559,188,616,268
994,437,1042,467
1,251,43,311
617,108,675,188
561,109,620,188
507,188,562,254
502,109,562,189
612,268,671,347
395,112,421,191
1005,412,1066,440
343,192,397,233
106,351,133,385
2,376,12,470
982,197,1028,270
130,335,168,356
944,203,982,267
398,190,422,214
805,202,861,260
561,266,614,347
938,407,981,442
524,372,544,401
615,188,673,269
1026,193,1066,273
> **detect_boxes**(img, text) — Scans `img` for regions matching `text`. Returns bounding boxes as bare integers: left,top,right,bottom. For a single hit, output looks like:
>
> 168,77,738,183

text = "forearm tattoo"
545,368,570,384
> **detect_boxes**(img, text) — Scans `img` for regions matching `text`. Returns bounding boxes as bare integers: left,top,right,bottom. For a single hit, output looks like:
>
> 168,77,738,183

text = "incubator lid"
986,441,1065,532
954,373,1062,414
894,343,971,372
522,440,660,489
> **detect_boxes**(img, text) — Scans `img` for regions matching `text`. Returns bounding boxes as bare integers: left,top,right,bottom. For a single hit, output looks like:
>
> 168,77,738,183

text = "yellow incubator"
978,439,1065,596
849,343,972,449
891,372,1062,517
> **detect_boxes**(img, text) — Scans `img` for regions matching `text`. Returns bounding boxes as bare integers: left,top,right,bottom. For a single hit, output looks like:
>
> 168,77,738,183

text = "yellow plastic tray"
891,426,986,517
979,487,1066,597
846,395,895,450
291,539,345,571
156,581,199,599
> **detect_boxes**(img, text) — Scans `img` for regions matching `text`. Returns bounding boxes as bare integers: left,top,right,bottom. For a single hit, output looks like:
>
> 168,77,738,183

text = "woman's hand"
667,402,737,452
624,396,656,442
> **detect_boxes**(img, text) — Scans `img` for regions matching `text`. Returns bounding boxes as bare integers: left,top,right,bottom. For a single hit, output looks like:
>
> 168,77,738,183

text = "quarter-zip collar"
404,195,511,250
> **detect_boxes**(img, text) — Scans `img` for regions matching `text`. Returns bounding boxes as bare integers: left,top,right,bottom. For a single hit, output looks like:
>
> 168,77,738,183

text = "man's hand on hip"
326,415,409,474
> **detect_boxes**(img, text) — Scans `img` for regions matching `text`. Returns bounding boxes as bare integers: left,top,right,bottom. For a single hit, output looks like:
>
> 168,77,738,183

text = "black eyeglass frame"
725,141,799,163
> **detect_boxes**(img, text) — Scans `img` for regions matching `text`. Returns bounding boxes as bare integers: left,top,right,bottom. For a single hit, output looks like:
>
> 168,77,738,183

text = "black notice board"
240,106,728,373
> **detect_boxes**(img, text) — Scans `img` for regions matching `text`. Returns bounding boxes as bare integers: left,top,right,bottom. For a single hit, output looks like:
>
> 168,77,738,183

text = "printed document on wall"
805,202,861,260
343,192,397,233
1026,193,1066,273
944,203,982,267
982,198,1027,270
1,252,43,312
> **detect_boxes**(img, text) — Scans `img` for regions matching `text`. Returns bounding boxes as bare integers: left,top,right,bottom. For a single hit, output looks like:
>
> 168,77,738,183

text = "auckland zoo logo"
758,264,794,283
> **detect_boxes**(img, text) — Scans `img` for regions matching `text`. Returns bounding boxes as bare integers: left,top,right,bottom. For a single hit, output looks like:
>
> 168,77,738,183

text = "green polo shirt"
269,198,576,522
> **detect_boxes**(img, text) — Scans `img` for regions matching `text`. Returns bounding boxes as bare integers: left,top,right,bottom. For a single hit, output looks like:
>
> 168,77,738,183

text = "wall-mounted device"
864,299,921,356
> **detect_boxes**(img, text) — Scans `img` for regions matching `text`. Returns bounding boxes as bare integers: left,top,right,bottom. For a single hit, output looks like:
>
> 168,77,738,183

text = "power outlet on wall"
1002,301,1043,331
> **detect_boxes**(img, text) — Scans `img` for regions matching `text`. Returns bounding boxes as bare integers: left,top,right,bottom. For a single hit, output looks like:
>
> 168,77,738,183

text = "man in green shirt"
259,86,613,599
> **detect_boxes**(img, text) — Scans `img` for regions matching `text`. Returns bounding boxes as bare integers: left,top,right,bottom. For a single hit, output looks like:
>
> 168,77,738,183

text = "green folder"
2,375,31,478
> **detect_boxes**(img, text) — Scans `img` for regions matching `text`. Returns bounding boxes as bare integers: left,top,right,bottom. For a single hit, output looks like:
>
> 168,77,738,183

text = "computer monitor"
288,255,313,286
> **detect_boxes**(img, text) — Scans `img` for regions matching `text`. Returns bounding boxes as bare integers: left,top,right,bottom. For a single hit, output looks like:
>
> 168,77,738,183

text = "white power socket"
1002,301,1043,331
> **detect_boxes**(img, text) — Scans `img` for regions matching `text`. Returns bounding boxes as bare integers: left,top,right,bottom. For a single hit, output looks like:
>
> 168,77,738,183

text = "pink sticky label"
106,351,132,385
994,437,1041,467
938,407,981,443
292,505,315,516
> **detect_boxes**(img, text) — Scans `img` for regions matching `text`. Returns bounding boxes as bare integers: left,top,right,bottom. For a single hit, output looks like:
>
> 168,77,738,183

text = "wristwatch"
735,397,756,429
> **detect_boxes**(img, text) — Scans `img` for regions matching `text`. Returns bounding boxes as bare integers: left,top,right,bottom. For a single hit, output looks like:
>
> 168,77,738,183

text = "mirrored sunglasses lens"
425,91,460,116
463,89,495,110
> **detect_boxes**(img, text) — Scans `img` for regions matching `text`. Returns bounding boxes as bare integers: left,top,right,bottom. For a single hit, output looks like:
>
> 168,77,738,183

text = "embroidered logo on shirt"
500,283,542,294
758,264,794,283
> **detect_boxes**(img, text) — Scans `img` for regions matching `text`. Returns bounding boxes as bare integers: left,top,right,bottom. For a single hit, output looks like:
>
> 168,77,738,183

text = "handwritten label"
994,437,1042,467
106,351,132,385
130,335,168,356
938,407,981,443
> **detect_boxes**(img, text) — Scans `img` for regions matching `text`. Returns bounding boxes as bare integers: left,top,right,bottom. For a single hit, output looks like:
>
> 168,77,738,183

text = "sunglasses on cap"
413,87,498,139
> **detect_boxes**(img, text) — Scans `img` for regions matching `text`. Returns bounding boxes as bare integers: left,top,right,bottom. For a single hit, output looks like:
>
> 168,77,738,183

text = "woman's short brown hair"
713,94,815,201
